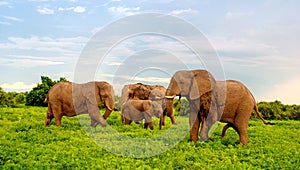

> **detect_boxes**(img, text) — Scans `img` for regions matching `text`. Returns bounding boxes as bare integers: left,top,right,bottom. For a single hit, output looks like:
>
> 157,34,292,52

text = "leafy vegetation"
0,107,299,169
254,100,300,120
0,87,27,107
25,76,67,107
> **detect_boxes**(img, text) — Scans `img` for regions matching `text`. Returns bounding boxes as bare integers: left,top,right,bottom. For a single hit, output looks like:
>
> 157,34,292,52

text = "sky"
0,0,299,104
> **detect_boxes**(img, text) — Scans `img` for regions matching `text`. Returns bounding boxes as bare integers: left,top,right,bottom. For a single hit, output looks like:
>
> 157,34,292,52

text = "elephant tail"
253,104,275,125
44,93,49,103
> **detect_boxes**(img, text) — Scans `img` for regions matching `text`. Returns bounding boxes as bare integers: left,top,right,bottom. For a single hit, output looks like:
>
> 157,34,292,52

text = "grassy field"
0,107,299,169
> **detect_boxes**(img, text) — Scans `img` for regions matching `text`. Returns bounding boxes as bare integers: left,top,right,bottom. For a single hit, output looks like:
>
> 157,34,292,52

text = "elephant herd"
44,69,273,145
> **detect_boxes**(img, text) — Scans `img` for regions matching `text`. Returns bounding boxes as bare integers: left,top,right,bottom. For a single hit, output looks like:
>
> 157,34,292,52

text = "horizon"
0,0,299,105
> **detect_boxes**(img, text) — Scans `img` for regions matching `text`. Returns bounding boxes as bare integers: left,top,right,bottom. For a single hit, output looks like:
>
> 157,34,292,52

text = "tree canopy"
25,76,68,106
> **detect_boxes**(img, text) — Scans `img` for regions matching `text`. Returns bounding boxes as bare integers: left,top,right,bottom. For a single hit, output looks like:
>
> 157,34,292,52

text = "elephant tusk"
154,96,163,100
165,95,176,99
106,106,113,111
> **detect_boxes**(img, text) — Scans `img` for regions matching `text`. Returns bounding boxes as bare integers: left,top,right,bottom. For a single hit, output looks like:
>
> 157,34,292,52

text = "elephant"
120,83,166,128
44,81,115,127
198,80,274,145
121,98,164,130
165,69,216,142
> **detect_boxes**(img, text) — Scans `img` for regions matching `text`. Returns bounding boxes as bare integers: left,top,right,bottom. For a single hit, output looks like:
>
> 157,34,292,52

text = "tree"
0,87,10,107
25,76,68,106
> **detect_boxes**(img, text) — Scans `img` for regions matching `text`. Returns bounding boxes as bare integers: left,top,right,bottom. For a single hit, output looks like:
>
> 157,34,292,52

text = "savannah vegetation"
0,76,299,169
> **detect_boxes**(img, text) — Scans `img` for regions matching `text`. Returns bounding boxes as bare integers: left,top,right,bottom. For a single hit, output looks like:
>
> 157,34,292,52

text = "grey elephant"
45,81,115,127
165,69,216,142
199,80,274,145
122,98,164,130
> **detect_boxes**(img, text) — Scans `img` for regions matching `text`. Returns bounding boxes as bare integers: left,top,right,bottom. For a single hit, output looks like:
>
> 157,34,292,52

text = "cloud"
37,7,54,14
58,6,86,13
1,15,22,22
0,21,11,25
169,8,198,16
0,82,36,92
0,36,88,53
0,1,9,6
73,6,85,13
1,55,65,68
108,6,140,17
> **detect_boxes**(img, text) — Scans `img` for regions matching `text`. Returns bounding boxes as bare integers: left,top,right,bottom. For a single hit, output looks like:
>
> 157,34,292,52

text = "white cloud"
73,6,86,13
37,7,54,15
169,8,198,16
1,15,22,22
0,21,11,25
58,6,86,13
1,55,65,68
108,6,140,17
0,36,88,53
0,1,9,6
0,82,36,92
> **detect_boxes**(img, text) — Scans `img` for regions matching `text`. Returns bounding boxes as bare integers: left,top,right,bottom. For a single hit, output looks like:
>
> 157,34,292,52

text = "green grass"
0,107,299,169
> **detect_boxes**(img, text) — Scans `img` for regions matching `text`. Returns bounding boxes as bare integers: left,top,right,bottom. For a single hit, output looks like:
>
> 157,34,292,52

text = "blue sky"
0,0,299,104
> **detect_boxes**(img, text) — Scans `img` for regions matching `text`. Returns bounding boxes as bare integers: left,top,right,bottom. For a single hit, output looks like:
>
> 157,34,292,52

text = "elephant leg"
103,108,112,119
199,115,208,141
144,112,153,130
169,115,176,124
120,114,125,123
87,101,107,127
51,106,62,126
189,101,201,142
222,123,231,138
124,117,132,125
234,112,250,145
189,111,201,142
44,105,54,126
159,115,164,130
200,100,218,141
236,126,248,145
144,122,149,129
148,121,154,130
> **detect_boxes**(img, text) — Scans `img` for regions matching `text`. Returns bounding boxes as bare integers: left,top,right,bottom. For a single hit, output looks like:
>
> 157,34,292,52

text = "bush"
25,76,67,107
252,100,300,120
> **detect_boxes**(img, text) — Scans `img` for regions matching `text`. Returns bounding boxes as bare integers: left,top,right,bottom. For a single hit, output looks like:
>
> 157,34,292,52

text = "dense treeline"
0,87,27,107
0,76,67,107
0,77,299,120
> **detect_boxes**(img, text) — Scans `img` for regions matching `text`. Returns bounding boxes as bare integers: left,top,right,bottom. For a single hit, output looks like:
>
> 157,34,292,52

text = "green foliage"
0,87,28,107
1,107,299,169
0,87,11,107
173,98,190,116
252,100,300,120
114,96,120,111
25,76,68,107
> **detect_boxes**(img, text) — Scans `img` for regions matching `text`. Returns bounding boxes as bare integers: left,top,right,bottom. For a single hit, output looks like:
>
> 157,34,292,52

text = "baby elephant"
122,99,163,130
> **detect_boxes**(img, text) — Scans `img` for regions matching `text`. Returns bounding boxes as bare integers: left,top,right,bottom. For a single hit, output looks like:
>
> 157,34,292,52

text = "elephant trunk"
165,98,174,118
103,97,115,119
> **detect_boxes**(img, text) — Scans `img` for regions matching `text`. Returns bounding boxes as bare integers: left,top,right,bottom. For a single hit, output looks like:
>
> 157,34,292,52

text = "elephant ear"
189,70,216,100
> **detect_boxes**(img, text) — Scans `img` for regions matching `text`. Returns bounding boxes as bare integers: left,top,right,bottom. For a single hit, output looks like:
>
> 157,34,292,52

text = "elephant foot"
91,119,107,127
91,120,99,127
199,136,209,142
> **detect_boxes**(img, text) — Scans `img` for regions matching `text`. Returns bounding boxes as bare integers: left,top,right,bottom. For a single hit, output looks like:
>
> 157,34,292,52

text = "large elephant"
44,81,115,127
122,98,164,130
165,70,216,142
120,83,166,126
198,80,274,145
